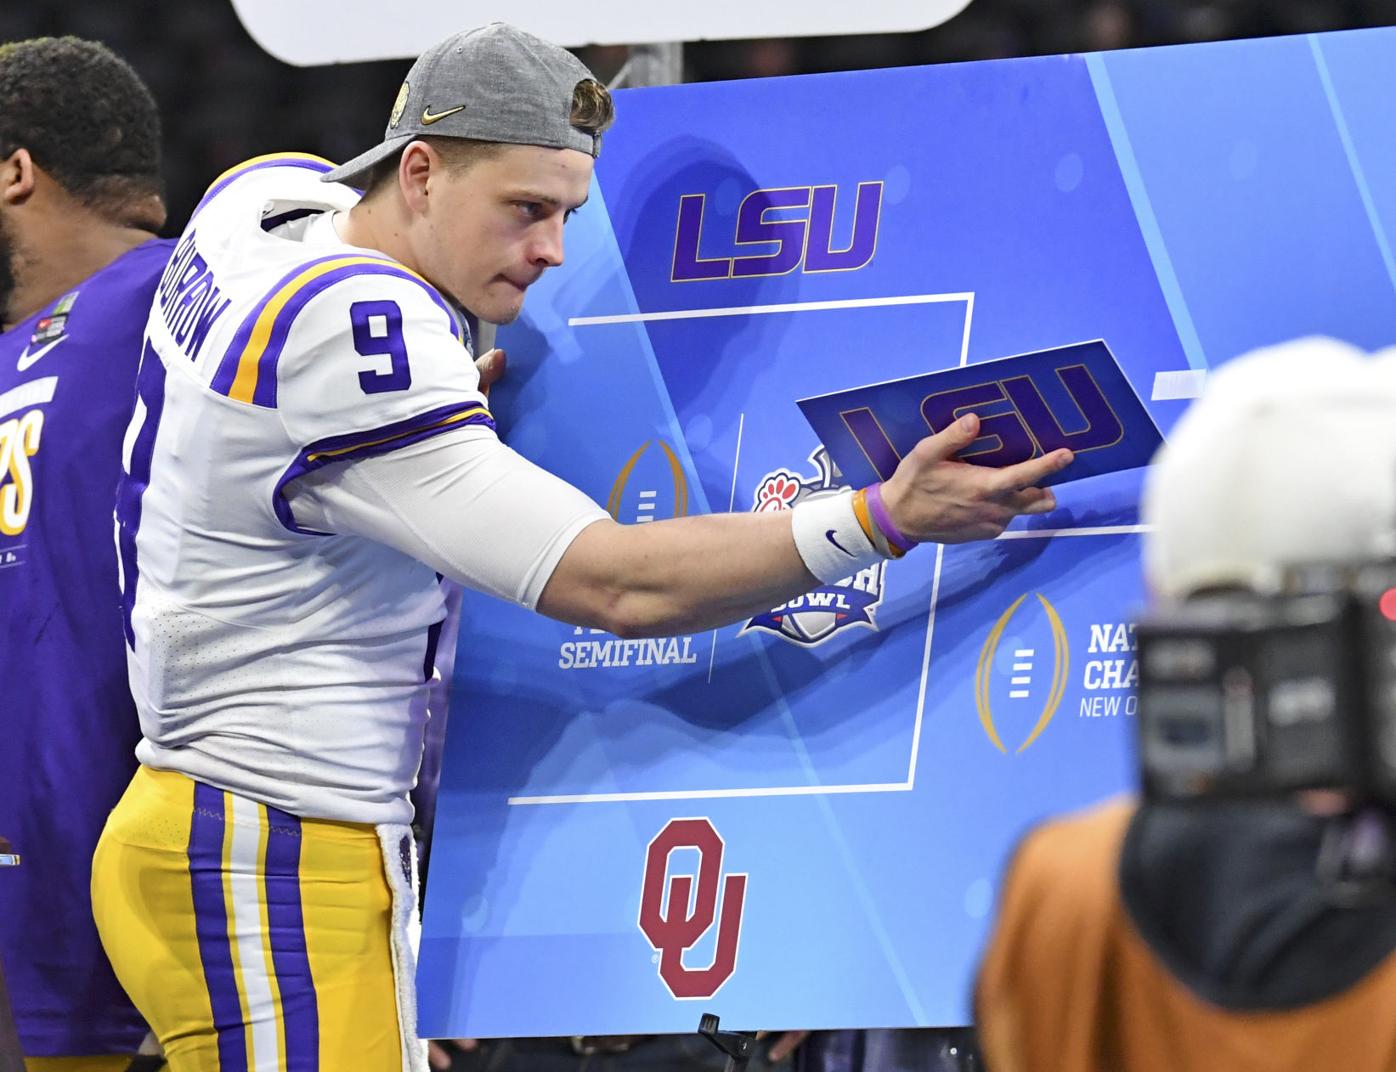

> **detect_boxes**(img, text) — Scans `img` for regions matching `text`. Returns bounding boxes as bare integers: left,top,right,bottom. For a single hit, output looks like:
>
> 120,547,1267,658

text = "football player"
93,23,1071,1071
0,36,168,1072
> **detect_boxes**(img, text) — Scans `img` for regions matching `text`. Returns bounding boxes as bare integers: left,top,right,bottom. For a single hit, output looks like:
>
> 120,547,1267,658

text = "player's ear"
398,140,439,215
0,148,36,206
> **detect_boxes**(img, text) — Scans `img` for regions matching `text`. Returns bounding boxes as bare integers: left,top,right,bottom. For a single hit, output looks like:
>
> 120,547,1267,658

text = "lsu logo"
976,593,1070,754
842,361,1124,482
609,439,689,524
743,447,884,646
672,181,882,282
638,818,747,1000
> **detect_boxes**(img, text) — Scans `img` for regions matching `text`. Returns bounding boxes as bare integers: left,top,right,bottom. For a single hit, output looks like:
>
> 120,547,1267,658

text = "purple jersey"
0,238,172,1055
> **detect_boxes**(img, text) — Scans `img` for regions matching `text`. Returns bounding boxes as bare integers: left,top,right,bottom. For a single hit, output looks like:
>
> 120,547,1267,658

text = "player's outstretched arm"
536,414,1071,638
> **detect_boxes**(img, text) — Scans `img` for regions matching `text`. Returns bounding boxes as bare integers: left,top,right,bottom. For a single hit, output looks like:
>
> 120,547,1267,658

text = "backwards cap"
323,22,603,187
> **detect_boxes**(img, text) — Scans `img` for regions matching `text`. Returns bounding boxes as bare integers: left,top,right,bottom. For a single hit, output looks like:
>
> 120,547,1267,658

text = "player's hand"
428,1038,479,1070
880,413,1072,544
764,1030,810,1063
474,348,506,398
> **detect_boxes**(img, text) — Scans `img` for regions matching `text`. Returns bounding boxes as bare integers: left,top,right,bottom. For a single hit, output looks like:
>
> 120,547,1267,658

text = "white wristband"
790,489,888,584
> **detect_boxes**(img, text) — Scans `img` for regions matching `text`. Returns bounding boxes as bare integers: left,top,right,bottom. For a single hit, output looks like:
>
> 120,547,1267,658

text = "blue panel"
418,27,1396,1036
1099,32,1396,361
1307,29,1396,297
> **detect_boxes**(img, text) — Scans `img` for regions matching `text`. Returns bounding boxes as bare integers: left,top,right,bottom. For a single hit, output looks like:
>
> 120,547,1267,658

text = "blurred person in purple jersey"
0,35,170,1072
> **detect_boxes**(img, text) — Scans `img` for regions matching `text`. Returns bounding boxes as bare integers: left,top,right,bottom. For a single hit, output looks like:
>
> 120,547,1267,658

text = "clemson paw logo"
755,471,800,512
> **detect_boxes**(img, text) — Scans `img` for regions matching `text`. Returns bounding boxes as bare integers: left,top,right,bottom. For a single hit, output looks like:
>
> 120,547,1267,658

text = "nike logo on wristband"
825,529,853,556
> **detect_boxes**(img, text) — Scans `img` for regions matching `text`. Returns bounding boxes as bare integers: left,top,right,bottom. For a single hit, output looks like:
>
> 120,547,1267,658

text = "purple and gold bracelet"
865,481,917,556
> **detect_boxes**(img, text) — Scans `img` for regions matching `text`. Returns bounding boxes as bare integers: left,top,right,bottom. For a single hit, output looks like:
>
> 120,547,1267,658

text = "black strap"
1120,801,1396,1010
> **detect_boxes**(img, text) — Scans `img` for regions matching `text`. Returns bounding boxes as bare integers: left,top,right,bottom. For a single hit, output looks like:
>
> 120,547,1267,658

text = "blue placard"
798,339,1164,488
418,27,1396,1037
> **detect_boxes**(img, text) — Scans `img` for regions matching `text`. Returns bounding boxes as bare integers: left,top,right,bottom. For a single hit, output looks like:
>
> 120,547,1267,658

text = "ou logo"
637,818,748,1000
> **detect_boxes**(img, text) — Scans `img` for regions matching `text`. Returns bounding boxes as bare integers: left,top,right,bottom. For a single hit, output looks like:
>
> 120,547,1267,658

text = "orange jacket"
976,799,1396,1071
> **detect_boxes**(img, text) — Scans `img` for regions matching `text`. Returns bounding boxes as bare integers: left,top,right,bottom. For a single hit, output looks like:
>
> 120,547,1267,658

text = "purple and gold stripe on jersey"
190,153,336,220
272,401,496,534
210,256,464,408
188,782,319,1072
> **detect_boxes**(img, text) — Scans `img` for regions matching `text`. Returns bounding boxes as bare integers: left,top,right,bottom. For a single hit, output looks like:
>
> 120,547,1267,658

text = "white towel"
377,823,427,1072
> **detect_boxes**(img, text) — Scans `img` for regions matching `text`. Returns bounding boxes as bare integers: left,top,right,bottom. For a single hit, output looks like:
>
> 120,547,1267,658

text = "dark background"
4,0,1395,230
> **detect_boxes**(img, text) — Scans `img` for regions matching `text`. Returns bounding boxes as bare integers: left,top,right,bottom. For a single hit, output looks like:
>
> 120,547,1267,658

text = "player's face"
422,144,593,324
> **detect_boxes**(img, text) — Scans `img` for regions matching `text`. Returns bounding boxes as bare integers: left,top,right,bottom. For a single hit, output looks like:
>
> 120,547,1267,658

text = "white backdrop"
229,0,976,65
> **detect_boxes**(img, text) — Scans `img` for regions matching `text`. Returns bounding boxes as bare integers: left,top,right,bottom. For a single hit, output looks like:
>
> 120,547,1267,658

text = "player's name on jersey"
156,232,231,363
559,630,700,670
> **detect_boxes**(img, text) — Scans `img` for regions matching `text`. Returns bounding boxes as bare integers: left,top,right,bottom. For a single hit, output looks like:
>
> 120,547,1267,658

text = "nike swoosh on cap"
825,529,853,556
421,104,466,125
16,336,66,372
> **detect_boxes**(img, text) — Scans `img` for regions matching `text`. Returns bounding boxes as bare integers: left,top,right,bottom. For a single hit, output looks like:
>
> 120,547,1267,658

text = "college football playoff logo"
608,438,689,523
637,818,747,1000
743,447,885,646
976,592,1070,754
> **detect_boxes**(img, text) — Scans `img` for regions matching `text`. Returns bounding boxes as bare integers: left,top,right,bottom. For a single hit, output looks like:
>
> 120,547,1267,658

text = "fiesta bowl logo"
609,439,689,523
976,592,1070,754
743,447,885,646
638,818,747,1000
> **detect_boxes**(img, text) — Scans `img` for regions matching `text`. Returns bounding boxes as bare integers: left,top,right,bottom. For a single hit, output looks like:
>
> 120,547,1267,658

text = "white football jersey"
117,154,490,824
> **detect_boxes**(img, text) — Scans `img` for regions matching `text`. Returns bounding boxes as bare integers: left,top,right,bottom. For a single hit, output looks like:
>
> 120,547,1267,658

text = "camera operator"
975,337,1396,1072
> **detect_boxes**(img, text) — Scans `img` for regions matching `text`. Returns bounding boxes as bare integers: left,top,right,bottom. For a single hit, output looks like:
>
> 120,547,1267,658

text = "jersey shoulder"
263,268,492,532
0,237,173,370
180,152,358,281
190,152,345,223
158,153,470,410
205,247,471,413
90,236,178,290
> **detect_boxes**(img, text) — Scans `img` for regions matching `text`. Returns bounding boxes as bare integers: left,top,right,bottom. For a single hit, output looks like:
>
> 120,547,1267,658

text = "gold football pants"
91,767,405,1071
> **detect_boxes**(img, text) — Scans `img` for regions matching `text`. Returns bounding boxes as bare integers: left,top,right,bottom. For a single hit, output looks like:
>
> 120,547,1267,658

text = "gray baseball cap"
323,23,604,186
